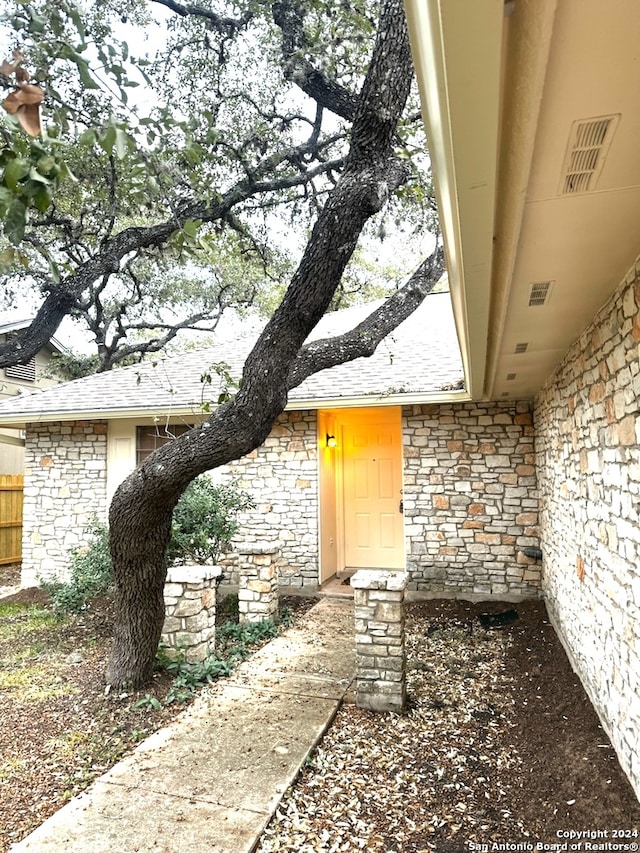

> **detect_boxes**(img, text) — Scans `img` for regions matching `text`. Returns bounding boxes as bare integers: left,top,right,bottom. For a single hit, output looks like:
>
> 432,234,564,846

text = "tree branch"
0,153,344,369
272,0,359,121
287,246,445,389
150,0,253,34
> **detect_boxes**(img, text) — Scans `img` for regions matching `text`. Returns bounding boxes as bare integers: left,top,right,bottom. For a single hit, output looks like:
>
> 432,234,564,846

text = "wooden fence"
0,474,23,566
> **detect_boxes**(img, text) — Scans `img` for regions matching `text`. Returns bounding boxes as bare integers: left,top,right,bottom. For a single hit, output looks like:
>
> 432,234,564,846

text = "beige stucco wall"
535,254,640,799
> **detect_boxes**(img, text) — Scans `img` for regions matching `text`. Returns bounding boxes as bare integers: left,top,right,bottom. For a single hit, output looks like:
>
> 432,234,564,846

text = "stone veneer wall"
21,421,108,587
217,411,319,588
535,256,640,798
402,402,541,597
19,406,542,598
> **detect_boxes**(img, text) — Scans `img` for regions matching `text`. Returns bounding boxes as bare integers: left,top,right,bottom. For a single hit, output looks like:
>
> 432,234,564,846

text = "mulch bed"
257,598,640,851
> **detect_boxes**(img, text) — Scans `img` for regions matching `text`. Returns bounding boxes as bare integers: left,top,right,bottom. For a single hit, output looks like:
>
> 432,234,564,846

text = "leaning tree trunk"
105,0,420,688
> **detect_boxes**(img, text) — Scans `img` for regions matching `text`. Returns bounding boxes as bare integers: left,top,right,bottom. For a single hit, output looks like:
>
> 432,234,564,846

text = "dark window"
136,423,194,465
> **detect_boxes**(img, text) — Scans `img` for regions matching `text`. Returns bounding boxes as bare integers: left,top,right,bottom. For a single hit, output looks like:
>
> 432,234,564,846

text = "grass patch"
0,604,58,638
0,660,78,700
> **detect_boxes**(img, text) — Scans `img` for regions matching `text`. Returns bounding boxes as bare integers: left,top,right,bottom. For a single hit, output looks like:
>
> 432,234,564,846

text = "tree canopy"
0,0,437,370
1,0,445,687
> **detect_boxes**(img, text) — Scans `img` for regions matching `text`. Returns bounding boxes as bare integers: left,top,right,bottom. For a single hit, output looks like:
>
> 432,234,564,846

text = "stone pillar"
162,565,221,662
352,570,408,713
238,544,279,623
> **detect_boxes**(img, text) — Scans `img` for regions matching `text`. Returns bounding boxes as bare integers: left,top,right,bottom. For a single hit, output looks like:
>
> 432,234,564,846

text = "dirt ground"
408,598,640,839
0,568,638,851
256,597,639,852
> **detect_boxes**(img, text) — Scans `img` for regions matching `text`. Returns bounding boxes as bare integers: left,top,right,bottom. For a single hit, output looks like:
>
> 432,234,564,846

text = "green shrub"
41,478,253,614
167,476,254,566
41,520,113,614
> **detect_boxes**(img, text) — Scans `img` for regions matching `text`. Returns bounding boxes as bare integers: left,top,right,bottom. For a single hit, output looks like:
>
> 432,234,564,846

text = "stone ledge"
165,565,222,584
238,543,281,556
351,570,408,592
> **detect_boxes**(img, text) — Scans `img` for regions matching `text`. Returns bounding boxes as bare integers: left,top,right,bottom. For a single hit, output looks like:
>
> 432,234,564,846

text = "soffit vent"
514,342,528,354
560,115,619,195
5,359,36,382
528,281,553,307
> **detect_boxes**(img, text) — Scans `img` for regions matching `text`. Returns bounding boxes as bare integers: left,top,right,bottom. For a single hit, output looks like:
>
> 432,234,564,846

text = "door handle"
399,500,403,514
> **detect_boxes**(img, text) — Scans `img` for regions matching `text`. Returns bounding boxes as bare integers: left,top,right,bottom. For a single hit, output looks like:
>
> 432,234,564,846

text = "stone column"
352,570,408,713
162,565,221,662
238,544,279,623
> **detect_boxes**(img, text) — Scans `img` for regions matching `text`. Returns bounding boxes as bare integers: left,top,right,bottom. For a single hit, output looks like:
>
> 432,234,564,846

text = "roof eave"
404,0,504,400
286,389,470,410
0,389,471,429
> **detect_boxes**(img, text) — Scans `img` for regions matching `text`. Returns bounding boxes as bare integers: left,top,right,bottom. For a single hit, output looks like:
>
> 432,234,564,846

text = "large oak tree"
0,0,444,686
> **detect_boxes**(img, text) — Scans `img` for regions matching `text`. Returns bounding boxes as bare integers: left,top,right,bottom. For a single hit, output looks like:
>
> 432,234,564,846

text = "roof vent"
560,115,619,195
528,281,553,307
514,342,528,354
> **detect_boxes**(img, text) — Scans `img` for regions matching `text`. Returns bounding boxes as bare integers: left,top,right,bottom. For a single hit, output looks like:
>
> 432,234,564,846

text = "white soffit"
404,0,503,399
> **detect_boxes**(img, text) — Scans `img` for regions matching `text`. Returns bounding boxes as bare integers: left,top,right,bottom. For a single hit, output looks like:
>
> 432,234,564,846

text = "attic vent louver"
528,281,553,307
514,342,528,354
5,359,36,382
560,115,619,195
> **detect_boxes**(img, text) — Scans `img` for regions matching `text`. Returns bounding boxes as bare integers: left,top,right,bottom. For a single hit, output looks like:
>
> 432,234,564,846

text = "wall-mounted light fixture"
325,433,337,448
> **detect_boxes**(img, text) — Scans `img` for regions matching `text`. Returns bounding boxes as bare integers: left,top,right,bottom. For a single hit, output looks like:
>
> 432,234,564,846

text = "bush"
41,520,113,614
41,478,253,614
166,476,254,566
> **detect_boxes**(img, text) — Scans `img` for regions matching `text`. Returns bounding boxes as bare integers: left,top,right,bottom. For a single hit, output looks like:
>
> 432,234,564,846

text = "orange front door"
341,409,404,570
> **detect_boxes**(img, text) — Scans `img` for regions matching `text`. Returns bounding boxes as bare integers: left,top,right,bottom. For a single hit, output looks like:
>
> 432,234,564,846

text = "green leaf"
99,125,117,155
36,155,56,175
28,166,51,185
79,128,97,146
3,158,29,191
183,219,201,238
33,184,53,213
66,4,87,42
114,128,131,160
68,49,100,90
58,162,79,183
4,199,27,245
0,186,13,216
28,13,47,33
48,258,61,283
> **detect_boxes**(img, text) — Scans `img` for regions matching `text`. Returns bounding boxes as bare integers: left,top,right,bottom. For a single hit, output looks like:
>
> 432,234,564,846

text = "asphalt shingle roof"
0,294,464,424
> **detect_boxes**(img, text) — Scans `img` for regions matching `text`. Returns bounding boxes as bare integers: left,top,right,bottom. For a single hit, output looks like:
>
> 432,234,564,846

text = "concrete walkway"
11,597,355,853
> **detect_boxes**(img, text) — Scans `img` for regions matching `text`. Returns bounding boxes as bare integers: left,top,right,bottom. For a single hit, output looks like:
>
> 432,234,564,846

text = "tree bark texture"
105,0,434,687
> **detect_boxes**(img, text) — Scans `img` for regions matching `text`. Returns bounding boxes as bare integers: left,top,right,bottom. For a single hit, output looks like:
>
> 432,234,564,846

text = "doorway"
318,407,405,585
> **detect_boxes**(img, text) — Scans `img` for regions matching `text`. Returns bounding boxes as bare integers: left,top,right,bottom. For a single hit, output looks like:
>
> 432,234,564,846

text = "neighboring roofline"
0,389,471,429
0,431,24,447
404,0,503,400
0,318,68,356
